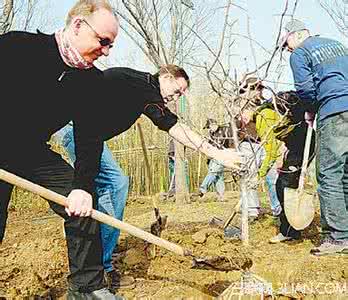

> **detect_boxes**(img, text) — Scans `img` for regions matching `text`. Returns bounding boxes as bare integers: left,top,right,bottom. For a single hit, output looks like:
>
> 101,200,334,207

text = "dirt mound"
1,195,348,299
0,211,67,298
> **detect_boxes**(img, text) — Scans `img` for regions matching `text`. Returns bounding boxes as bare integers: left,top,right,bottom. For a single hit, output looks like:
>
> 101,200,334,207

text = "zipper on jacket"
58,71,66,82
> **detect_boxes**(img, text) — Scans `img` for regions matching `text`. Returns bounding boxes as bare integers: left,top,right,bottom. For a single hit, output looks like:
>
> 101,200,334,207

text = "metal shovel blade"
150,211,168,237
284,187,315,230
223,226,241,240
208,216,224,227
191,255,252,272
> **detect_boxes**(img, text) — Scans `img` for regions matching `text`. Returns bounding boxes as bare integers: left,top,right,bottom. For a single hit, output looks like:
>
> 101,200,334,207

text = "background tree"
112,0,204,203
318,0,348,37
0,0,13,34
1,0,53,34
110,0,277,202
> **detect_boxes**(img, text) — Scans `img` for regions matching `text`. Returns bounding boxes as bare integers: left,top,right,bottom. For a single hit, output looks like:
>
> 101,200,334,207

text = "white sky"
34,0,347,94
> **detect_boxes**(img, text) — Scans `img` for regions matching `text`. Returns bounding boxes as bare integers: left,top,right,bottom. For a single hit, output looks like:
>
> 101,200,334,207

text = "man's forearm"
169,123,241,169
168,123,220,158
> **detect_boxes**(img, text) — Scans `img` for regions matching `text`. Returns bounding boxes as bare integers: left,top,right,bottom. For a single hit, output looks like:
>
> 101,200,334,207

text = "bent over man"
280,19,348,255
47,64,243,293
0,0,122,298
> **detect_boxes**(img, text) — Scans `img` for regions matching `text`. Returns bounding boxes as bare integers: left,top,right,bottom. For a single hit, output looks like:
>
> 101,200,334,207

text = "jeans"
265,166,281,216
54,124,129,272
168,156,189,194
199,159,225,198
0,147,104,292
168,156,176,195
317,111,348,241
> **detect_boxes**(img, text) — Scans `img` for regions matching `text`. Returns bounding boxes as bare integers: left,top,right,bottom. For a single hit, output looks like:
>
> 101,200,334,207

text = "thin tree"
112,0,202,203
0,0,13,34
318,0,348,38
0,0,47,34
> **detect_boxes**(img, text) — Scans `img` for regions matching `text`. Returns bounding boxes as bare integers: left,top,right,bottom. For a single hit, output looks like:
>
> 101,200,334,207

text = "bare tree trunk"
240,175,249,245
173,94,190,204
0,0,13,34
196,112,204,190
137,123,153,195
174,140,190,204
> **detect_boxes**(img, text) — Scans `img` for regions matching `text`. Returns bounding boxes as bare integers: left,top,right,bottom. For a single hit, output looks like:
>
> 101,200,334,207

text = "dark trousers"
277,125,316,239
277,170,302,239
0,147,104,292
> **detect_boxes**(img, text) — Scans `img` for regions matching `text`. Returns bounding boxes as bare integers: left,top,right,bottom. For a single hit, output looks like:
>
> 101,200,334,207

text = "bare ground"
1,191,348,299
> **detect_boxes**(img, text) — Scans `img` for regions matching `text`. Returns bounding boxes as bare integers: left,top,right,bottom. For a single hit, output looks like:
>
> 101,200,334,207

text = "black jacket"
0,31,178,194
0,30,104,193
99,67,178,139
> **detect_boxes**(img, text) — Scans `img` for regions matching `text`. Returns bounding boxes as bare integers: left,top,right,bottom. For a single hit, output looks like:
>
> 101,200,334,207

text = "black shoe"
67,286,124,300
105,270,135,290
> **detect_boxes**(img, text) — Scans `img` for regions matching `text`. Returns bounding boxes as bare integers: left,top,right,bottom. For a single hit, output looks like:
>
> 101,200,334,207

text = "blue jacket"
290,36,348,120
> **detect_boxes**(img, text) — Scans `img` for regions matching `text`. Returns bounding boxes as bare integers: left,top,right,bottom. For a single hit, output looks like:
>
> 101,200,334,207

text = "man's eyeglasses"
82,19,113,49
164,88,185,104
174,89,183,97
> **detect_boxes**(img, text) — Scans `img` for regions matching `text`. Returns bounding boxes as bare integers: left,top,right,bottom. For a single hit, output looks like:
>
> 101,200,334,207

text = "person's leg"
57,126,130,270
168,157,175,195
238,176,260,223
215,172,225,200
199,171,216,194
28,149,104,292
57,127,133,288
0,158,39,243
343,159,348,212
239,141,261,217
276,172,301,239
94,146,129,273
316,112,348,242
95,146,135,290
184,159,190,189
199,160,216,195
0,179,13,243
246,187,260,217
265,167,282,216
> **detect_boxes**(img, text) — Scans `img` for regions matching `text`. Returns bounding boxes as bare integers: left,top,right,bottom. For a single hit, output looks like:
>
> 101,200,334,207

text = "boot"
105,270,135,290
67,286,124,300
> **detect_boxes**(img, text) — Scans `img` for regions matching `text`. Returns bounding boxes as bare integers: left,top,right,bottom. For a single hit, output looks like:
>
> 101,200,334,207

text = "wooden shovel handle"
223,199,241,229
298,125,313,191
0,169,188,257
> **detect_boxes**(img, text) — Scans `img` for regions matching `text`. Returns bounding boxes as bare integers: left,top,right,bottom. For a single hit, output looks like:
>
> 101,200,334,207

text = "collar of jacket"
148,73,160,90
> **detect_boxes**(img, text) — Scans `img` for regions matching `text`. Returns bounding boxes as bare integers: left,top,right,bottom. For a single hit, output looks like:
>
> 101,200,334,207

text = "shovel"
284,124,315,230
209,200,241,228
209,200,242,239
0,169,250,271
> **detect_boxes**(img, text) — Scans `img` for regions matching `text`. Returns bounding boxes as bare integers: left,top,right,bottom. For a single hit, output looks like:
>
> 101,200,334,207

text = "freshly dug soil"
1,191,348,299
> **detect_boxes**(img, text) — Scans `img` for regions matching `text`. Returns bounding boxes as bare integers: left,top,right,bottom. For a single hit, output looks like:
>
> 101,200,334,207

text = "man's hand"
216,148,243,169
304,112,315,127
65,189,93,217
